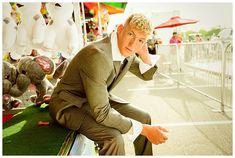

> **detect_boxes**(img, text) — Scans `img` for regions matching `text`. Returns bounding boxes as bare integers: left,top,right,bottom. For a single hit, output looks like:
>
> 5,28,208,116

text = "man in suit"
49,13,168,155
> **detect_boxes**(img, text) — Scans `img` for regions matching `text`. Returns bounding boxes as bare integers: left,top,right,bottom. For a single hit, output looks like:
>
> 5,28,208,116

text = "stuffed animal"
2,2,17,52
43,3,80,59
11,3,47,60
2,55,55,110
16,55,55,106
3,61,26,110
2,94,23,111
53,59,70,80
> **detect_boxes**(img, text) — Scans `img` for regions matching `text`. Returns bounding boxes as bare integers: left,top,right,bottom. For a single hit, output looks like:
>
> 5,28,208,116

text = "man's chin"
122,50,134,57
122,53,131,57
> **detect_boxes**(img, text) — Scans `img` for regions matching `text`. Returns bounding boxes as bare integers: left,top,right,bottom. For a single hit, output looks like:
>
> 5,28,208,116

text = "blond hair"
124,13,153,35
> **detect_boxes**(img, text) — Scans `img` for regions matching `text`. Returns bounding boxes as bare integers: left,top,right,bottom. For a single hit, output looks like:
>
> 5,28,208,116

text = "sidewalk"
112,72,232,155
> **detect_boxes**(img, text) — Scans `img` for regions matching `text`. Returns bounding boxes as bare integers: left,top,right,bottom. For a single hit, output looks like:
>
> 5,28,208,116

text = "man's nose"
129,38,138,48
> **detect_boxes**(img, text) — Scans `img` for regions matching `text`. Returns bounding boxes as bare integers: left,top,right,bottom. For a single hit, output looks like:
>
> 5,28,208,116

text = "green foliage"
198,29,207,36
183,27,222,41
184,30,196,37
205,27,221,37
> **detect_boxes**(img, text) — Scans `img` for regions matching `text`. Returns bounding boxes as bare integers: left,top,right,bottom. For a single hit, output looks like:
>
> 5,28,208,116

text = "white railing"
156,41,233,111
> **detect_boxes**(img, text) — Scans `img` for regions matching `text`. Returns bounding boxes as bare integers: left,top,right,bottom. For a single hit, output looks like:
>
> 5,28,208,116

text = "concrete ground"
17,71,232,156
111,72,233,156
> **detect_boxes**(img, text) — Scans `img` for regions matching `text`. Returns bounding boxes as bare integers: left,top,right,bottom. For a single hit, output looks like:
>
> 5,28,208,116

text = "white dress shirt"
110,31,158,142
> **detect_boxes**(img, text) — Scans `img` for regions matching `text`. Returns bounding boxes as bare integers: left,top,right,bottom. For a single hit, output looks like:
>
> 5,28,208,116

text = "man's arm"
79,51,132,134
129,44,158,81
130,44,169,145
127,120,169,145
136,43,152,65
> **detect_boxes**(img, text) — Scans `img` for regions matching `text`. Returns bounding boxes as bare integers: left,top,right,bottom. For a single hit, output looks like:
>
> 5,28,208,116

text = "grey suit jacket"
49,35,157,134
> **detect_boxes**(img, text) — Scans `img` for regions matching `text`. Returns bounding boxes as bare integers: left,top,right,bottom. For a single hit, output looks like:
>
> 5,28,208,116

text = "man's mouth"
126,47,132,52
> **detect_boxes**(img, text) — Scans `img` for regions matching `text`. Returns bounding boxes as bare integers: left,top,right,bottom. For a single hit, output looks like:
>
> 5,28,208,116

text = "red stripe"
3,114,14,123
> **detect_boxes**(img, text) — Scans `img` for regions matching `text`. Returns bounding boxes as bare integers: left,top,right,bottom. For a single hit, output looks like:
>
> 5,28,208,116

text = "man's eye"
128,32,133,36
139,39,144,44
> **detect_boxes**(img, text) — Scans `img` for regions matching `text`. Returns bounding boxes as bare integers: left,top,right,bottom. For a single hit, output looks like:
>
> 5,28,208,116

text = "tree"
206,27,221,37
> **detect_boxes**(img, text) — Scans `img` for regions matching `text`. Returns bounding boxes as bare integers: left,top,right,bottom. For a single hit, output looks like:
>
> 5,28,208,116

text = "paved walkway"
111,72,233,156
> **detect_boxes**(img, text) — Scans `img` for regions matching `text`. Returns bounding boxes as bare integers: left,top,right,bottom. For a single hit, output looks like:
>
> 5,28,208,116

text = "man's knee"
140,112,151,125
109,130,124,147
98,129,125,155
58,106,85,130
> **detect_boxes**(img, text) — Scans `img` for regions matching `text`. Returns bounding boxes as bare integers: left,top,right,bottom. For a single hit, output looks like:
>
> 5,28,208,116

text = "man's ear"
117,24,124,34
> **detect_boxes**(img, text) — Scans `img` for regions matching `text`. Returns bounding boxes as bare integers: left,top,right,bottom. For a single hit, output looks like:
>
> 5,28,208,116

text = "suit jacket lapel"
113,61,121,77
109,56,133,91
102,33,133,91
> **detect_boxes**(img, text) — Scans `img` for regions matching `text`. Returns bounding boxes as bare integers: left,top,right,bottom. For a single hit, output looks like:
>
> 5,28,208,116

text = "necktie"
113,58,128,75
119,58,128,72
113,61,121,75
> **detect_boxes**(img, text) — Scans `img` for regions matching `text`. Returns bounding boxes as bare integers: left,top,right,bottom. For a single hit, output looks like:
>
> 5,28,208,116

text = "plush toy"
2,94,23,111
2,55,55,110
3,61,25,110
11,2,47,60
16,55,55,106
53,59,70,80
43,3,80,59
2,2,17,51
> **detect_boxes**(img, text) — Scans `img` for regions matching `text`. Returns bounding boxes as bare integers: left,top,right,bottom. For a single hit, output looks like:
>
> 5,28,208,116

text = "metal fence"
156,41,233,111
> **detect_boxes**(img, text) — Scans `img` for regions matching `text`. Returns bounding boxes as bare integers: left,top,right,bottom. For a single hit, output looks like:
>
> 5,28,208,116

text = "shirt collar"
111,31,125,62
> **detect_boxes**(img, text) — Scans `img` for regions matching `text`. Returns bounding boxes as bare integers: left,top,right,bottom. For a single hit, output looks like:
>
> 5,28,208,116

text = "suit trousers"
60,100,153,155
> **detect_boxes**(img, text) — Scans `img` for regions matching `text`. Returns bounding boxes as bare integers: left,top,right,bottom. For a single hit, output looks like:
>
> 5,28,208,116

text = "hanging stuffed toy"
43,3,79,59
11,3,47,60
2,2,17,51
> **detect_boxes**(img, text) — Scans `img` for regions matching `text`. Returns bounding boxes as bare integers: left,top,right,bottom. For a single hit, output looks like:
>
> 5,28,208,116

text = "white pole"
97,2,103,38
73,2,84,49
81,2,87,46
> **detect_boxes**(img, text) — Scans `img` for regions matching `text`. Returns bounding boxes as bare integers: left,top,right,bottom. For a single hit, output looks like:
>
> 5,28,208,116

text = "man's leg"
111,101,153,155
61,106,125,155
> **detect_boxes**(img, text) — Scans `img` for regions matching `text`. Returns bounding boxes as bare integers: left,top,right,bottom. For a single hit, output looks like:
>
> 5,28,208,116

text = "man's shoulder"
84,35,110,50
85,36,112,57
93,35,111,49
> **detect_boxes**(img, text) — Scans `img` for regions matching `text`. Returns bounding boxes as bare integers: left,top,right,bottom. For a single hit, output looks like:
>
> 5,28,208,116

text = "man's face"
117,24,149,57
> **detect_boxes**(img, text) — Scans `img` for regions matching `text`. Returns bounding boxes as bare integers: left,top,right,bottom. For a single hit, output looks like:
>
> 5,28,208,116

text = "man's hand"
136,44,152,65
141,124,168,145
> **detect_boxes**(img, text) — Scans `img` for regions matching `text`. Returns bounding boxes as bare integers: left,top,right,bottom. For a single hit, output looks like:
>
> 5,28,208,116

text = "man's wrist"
141,124,148,136
154,64,158,69
127,119,143,142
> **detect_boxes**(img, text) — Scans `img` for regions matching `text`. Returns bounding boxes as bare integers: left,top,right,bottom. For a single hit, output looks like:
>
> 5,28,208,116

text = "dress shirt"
110,31,158,142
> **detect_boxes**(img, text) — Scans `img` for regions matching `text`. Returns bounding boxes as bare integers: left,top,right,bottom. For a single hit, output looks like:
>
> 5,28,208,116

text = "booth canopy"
84,2,127,15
